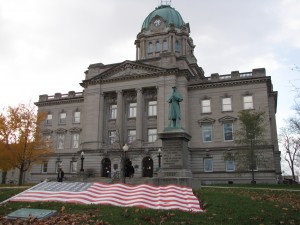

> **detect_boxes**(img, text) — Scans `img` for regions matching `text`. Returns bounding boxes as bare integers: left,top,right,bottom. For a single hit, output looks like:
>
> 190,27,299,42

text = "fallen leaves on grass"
0,213,111,225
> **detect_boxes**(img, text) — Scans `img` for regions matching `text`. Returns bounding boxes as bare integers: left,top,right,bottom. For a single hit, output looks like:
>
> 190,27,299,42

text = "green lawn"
0,184,299,224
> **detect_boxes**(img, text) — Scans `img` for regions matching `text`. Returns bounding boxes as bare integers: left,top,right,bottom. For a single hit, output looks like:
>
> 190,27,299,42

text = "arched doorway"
142,157,153,177
102,158,111,177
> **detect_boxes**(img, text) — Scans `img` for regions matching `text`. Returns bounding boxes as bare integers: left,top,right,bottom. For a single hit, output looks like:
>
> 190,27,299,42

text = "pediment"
55,128,68,133
218,116,237,123
197,117,215,125
42,129,53,134
69,127,82,132
89,61,166,82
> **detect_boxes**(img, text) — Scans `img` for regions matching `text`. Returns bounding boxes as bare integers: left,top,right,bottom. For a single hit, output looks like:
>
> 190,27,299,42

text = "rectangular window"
222,97,232,111
204,158,213,172
71,133,80,148
109,131,117,144
70,161,77,173
243,96,254,110
175,40,180,52
148,101,157,116
59,112,66,124
42,162,48,173
224,123,233,141
73,111,81,123
128,130,136,143
226,160,235,172
46,114,52,125
129,103,137,118
148,129,157,142
202,99,211,113
57,133,65,149
202,124,212,142
110,105,117,119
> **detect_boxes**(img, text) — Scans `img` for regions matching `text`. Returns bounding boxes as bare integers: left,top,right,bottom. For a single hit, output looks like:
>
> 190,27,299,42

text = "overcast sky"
1,0,299,133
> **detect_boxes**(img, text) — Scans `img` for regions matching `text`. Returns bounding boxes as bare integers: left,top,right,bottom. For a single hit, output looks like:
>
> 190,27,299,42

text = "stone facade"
25,4,281,185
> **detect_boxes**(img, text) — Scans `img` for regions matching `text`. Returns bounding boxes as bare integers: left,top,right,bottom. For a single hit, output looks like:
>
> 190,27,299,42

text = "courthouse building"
27,3,281,184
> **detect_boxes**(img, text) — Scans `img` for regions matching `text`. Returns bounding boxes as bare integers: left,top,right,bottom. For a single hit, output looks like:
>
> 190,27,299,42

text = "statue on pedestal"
167,87,183,129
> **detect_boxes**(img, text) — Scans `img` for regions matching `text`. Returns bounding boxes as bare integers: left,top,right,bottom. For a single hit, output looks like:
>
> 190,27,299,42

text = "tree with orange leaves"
0,103,54,185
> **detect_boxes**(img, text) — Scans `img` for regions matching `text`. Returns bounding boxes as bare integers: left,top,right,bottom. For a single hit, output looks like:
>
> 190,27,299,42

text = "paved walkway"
202,185,300,192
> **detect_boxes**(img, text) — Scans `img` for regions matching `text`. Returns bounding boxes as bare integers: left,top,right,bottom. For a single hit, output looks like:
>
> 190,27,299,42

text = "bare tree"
279,127,300,182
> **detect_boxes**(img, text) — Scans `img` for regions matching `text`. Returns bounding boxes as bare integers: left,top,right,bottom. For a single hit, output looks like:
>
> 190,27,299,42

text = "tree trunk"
1,171,7,184
18,164,24,186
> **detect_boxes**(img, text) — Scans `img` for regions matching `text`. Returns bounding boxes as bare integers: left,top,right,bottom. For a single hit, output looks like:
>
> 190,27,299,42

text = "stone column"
116,90,123,142
136,88,143,142
98,92,104,148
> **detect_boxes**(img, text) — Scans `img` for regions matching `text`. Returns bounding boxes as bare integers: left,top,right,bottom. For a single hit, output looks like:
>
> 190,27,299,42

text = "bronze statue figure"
167,86,183,128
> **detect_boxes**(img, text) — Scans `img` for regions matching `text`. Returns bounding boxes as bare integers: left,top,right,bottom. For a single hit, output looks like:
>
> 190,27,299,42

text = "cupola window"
175,40,180,52
155,41,161,52
163,40,168,51
148,42,153,53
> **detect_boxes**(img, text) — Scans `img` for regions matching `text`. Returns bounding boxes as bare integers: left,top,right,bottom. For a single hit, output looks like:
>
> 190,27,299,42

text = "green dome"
142,5,185,30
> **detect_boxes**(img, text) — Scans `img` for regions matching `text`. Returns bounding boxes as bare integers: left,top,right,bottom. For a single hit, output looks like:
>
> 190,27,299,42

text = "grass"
0,184,300,224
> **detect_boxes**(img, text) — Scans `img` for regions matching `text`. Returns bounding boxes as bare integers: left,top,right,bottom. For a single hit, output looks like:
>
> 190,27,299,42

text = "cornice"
35,97,84,107
188,77,271,90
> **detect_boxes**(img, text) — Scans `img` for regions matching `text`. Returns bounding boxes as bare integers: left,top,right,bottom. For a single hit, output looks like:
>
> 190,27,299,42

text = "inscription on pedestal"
162,139,183,169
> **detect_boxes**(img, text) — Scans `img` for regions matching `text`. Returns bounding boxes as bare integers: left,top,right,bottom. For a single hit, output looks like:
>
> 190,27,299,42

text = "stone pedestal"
152,129,201,189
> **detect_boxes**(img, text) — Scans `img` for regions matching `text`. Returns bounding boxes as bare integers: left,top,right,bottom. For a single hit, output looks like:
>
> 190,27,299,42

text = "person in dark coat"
57,168,64,182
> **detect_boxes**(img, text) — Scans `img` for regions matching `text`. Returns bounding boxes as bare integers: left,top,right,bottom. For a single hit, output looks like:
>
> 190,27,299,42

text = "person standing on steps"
57,168,64,182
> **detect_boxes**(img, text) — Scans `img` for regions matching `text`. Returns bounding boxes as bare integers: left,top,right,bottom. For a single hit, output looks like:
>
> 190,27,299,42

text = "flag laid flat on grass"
7,182,203,212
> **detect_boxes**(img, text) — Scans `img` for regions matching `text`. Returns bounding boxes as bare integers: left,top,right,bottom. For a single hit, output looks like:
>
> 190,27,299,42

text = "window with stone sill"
110,104,117,119
201,99,211,113
226,160,235,172
71,133,80,148
42,161,48,173
45,114,52,125
73,111,81,123
148,101,157,116
202,123,212,142
204,158,213,172
57,133,65,149
148,128,157,142
129,102,137,118
128,130,136,143
59,112,66,124
70,161,77,173
243,96,254,110
109,130,117,144
222,97,232,111
223,122,233,141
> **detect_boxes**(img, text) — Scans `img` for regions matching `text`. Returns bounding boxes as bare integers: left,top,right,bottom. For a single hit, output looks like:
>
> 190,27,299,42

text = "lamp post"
122,144,129,183
80,151,85,172
157,148,162,169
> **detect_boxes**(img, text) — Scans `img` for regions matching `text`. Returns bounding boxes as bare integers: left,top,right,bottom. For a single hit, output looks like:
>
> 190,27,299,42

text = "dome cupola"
141,5,185,31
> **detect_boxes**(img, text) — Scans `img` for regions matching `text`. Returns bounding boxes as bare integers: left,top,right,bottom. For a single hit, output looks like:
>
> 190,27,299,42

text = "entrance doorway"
102,158,111,177
142,157,153,177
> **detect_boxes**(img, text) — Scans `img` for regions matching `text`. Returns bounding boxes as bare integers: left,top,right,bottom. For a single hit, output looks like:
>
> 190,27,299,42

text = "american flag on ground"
6,182,203,212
